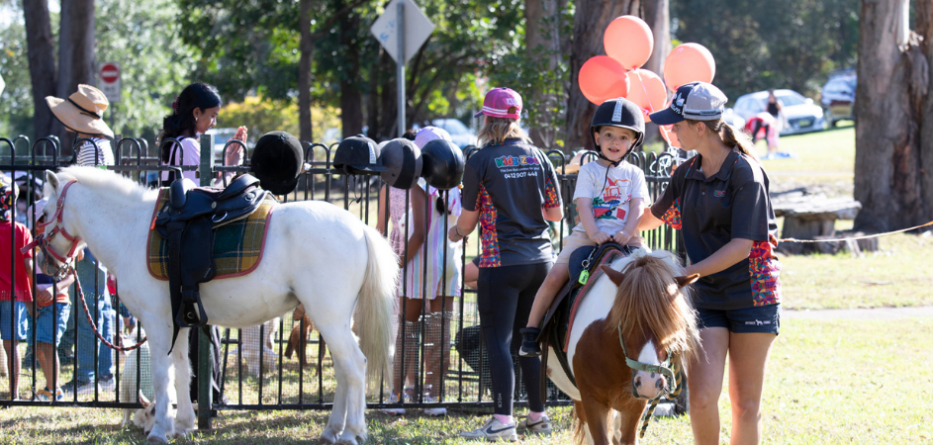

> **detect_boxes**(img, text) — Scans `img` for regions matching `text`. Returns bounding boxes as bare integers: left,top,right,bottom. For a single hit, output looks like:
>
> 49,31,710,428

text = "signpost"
99,62,121,103
371,0,435,137
0,73,5,96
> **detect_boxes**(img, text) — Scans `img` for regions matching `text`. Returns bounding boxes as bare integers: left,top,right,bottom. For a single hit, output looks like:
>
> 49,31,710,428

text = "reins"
72,265,148,352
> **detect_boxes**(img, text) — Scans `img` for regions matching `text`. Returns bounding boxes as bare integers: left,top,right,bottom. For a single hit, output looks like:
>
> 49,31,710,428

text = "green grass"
2,318,930,444
757,123,855,175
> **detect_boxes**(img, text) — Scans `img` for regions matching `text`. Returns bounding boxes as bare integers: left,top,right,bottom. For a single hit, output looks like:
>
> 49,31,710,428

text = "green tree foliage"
176,0,525,140
96,0,195,141
672,0,859,102
0,0,192,140
220,95,342,144
0,5,34,137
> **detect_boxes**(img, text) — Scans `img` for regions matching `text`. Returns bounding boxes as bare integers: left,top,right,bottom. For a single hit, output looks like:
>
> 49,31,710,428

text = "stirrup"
174,298,209,328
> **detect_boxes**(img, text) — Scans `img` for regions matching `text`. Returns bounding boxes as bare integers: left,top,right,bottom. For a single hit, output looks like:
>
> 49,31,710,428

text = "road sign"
371,0,434,65
99,62,121,103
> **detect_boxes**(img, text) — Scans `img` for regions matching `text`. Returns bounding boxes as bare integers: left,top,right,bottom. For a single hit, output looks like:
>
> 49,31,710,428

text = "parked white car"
431,118,476,148
733,89,825,135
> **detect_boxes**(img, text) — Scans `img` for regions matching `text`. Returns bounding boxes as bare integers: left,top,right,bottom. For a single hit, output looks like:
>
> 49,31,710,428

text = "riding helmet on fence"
379,138,422,190
420,138,464,190
590,97,645,157
250,131,304,195
333,134,385,175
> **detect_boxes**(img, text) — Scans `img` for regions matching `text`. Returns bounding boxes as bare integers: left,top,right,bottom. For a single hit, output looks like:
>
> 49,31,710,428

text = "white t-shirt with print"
571,160,649,235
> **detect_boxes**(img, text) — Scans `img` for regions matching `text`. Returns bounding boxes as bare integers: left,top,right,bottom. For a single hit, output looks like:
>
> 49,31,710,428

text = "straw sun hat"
46,84,114,138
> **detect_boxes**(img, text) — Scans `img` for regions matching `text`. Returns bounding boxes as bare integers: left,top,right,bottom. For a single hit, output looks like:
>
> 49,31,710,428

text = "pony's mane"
54,166,152,203
605,250,700,361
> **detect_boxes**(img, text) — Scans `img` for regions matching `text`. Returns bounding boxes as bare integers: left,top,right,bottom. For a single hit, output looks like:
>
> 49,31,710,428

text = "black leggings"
477,262,550,415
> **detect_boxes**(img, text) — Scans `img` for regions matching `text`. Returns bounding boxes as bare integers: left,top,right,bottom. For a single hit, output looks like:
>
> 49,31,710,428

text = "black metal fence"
0,134,681,415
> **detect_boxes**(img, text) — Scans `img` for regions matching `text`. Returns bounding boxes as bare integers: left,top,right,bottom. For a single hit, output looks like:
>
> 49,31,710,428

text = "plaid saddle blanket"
147,188,277,280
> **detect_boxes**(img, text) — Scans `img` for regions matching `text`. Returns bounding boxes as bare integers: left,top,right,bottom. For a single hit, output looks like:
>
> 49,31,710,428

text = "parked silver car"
733,89,825,135
820,74,856,127
431,118,476,148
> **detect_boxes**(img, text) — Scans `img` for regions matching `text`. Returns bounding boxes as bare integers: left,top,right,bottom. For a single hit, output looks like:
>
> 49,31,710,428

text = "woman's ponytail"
720,122,758,161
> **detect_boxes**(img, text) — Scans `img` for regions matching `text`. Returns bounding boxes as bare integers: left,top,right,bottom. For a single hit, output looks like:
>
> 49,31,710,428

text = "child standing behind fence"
45,84,115,165
0,180,33,400
519,97,649,357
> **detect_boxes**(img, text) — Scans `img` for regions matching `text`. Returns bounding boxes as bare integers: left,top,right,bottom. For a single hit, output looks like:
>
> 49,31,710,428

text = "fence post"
197,133,215,429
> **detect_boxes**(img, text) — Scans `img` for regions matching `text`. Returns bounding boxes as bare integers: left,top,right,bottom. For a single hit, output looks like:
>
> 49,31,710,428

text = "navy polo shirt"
650,151,781,310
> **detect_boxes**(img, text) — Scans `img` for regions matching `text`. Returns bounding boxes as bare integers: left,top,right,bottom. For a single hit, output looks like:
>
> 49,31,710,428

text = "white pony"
38,167,398,444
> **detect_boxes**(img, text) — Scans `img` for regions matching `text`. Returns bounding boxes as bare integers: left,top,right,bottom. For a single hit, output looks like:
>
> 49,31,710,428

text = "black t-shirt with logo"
650,150,782,310
462,139,562,268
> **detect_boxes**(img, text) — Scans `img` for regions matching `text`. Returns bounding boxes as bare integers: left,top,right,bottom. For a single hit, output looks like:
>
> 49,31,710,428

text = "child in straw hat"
46,84,115,167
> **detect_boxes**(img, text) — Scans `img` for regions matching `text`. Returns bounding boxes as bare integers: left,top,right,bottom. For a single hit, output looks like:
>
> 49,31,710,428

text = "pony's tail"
572,401,587,445
358,225,400,381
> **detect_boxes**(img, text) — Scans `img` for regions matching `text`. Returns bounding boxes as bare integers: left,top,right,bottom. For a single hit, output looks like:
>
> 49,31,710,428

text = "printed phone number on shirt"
503,170,538,179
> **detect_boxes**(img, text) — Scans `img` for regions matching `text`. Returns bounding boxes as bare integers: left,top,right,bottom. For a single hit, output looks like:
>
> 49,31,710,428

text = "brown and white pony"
546,249,700,445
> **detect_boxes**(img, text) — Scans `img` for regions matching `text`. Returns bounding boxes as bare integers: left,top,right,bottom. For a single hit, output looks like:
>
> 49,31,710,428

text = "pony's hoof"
321,427,341,444
337,431,360,445
146,434,169,444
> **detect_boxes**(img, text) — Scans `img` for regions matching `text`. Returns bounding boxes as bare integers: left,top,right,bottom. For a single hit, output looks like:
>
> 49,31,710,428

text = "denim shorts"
32,303,70,346
696,304,780,335
0,300,29,341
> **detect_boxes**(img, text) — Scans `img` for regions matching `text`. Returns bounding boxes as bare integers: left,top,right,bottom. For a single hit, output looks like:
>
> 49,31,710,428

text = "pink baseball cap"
475,87,523,119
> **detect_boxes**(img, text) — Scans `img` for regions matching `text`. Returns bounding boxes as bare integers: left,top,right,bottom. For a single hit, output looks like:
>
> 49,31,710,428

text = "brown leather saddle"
154,172,267,351
538,242,633,390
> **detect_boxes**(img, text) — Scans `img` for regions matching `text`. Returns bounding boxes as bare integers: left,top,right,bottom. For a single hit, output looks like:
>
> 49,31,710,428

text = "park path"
783,306,933,319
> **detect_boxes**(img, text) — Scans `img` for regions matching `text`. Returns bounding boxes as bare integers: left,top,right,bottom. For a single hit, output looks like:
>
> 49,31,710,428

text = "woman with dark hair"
639,82,782,445
159,82,245,182
448,87,562,441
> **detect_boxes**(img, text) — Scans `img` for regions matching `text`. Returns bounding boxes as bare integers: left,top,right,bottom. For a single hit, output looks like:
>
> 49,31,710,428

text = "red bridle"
22,180,83,279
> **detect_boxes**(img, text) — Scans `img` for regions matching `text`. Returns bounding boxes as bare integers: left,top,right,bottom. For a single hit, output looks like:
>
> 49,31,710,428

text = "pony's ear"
675,274,700,288
138,390,150,408
600,264,625,286
45,170,59,191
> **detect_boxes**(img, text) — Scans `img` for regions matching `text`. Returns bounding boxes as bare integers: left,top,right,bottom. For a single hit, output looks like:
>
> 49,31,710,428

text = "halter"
617,323,678,395
22,180,84,281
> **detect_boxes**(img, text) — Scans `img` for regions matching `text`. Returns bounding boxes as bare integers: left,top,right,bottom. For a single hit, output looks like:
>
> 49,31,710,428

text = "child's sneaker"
34,387,64,402
460,416,518,441
519,327,542,357
516,413,552,436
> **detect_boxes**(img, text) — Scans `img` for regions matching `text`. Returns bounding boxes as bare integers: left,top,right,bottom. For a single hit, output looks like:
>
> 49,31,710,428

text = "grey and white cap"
649,82,727,125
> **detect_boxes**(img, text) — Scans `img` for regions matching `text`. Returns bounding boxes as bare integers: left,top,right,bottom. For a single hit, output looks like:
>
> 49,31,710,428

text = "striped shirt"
76,138,115,166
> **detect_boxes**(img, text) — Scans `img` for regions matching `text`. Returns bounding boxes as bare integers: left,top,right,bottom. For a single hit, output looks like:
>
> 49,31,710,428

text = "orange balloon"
626,69,668,121
663,43,716,92
604,16,654,70
579,56,631,105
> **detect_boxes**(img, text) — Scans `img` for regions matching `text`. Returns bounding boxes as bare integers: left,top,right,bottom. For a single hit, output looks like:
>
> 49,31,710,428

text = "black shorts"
696,304,780,335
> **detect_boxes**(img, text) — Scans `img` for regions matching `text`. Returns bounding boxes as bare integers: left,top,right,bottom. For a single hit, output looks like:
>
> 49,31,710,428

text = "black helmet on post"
333,134,385,175
379,138,422,190
590,97,645,154
421,138,464,190
250,131,304,195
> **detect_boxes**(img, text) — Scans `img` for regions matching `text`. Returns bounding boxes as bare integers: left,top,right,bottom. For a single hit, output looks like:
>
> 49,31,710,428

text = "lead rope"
638,357,684,439
72,266,148,352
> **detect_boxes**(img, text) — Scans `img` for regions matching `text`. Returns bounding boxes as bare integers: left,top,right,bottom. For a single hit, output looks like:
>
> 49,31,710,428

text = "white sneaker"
460,416,518,442
516,413,552,436
422,395,447,417
380,392,407,415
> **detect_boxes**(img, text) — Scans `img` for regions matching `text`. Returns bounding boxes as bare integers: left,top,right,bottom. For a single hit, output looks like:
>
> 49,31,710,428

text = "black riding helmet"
590,98,645,162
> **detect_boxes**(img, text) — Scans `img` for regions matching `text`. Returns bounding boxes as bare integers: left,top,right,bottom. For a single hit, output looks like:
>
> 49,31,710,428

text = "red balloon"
604,16,654,70
579,56,631,105
626,69,668,121
663,43,716,92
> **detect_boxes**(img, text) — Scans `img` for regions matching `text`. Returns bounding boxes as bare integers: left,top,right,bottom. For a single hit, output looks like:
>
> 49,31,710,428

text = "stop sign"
100,63,120,84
